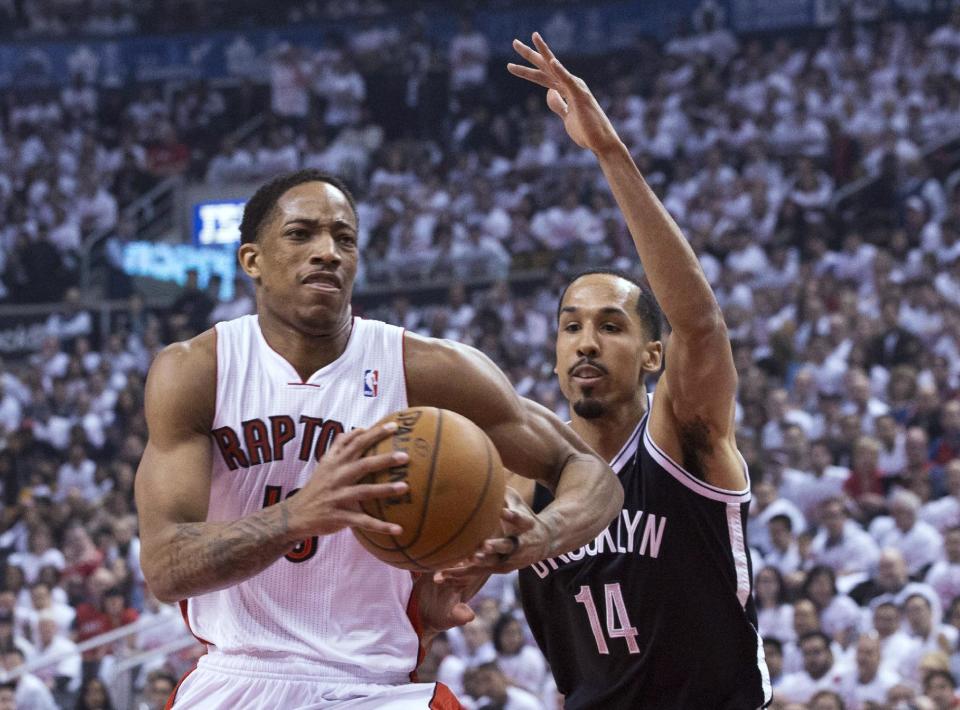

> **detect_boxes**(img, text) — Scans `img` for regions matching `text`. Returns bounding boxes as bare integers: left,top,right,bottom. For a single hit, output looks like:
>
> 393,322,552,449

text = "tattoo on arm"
679,417,713,482
160,503,296,599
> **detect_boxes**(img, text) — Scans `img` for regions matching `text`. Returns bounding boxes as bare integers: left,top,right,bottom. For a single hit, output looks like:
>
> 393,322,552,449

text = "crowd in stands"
1,2,960,708
0,72,265,304
0,0,577,40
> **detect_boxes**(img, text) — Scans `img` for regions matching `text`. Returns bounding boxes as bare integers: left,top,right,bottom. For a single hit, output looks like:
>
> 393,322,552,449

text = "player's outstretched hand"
285,423,410,539
508,32,622,155
436,487,549,577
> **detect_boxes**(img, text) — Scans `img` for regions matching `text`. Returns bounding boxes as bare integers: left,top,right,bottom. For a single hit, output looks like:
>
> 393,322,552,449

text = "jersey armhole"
642,425,752,504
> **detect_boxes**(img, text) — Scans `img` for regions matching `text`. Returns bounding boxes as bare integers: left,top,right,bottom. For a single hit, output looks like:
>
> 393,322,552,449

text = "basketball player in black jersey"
483,34,771,709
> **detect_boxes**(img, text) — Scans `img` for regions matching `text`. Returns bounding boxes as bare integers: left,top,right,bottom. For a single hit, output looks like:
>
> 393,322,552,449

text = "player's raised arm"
510,33,743,490
136,331,409,602
405,332,623,573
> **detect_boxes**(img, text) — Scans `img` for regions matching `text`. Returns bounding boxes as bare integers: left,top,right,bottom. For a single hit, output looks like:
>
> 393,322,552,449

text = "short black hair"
768,513,792,531
762,637,783,654
557,268,663,342
239,169,358,245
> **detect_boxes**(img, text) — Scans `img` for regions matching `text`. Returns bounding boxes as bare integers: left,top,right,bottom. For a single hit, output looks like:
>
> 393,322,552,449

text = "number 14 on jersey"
574,583,640,655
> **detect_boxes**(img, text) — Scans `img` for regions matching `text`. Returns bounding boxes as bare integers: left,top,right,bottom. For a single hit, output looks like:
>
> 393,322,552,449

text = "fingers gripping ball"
353,407,506,571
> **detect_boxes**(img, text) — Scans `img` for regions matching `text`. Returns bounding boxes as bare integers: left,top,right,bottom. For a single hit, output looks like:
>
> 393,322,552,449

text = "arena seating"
1,2,960,708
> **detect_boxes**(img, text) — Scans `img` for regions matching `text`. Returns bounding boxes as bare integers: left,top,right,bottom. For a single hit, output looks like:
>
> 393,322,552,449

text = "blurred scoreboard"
193,199,245,246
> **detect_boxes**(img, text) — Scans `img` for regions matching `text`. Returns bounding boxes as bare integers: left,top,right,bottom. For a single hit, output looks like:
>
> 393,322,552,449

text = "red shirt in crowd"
74,603,139,660
843,468,885,500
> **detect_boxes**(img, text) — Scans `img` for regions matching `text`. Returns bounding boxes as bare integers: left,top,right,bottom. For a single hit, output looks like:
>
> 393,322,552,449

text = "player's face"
556,275,661,420
239,181,358,336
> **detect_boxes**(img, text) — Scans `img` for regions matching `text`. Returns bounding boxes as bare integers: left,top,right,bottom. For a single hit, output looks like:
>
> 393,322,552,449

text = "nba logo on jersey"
363,369,379,397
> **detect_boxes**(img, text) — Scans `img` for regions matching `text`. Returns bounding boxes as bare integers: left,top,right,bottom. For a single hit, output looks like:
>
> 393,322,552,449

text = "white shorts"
167,654,462,710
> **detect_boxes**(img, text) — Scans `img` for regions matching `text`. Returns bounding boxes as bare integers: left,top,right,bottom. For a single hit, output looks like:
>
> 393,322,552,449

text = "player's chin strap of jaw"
498,535,520,561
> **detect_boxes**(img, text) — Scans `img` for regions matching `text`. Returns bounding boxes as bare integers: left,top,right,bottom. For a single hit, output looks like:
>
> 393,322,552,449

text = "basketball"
352,406,506,572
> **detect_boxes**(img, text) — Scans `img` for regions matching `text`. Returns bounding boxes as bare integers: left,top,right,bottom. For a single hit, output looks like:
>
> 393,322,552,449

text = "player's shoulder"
403,331,498,383
150,328,217,380
403,331,520,417
403,330,470,359
145,329,217,428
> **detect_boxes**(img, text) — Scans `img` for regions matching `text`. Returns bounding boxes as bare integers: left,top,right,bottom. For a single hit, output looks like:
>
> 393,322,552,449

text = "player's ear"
238,242,262,280
641,340,663,374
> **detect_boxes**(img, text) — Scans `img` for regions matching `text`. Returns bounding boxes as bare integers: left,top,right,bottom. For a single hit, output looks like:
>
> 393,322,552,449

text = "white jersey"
183,314,418,684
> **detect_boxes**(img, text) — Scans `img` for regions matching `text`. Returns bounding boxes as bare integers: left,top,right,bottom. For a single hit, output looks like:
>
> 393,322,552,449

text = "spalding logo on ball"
353,406,506,571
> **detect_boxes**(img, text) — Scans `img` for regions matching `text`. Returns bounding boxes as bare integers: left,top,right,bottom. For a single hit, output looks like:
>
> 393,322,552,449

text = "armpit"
678,416,713,482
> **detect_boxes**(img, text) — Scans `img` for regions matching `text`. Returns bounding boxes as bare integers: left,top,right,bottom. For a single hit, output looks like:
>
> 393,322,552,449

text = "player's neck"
257,311,353,381
569,392,647,464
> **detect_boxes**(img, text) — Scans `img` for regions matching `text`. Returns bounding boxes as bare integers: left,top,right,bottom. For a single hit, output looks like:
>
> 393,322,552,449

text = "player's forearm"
540,452,623,557
143,501,299,603
595,140,723,335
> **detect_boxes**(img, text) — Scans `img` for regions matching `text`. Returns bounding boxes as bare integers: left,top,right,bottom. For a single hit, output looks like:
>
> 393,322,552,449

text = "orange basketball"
352,406,506,572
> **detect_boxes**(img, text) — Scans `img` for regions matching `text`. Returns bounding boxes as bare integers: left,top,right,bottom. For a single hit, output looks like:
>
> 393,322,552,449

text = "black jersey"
518,408,771,710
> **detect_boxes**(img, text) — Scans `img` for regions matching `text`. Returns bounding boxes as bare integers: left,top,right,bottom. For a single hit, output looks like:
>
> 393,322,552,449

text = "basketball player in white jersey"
134,169,623,709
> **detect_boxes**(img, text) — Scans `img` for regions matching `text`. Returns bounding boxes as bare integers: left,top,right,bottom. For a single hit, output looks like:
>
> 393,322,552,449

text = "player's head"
238,169,360,336
555,269,663,420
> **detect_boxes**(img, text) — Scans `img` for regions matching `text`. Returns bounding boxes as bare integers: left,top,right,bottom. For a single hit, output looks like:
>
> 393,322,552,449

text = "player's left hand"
415,572,476,646
508,32,623,155
435,487,549,577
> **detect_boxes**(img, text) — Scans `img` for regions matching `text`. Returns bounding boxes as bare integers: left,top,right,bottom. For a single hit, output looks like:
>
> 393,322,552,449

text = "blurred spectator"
8,526,65,585
1,646,56,709
922,669,959,710
776,631,844,704
32,612,81,707
448,15,489,104
463,661,541,710
809,497,880,578
134,669,174,710
76,677,115,710
491,614,548,702
838,633,900,709
873,490,944,577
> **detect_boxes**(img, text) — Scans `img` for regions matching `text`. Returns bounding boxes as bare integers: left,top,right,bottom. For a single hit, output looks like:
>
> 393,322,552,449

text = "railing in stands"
77,111,268,298
831,126,960,213
0,610,202,708
78,176,183,297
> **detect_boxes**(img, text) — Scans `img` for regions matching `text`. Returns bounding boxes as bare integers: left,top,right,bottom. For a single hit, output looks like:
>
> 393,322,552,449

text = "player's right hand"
284,423,409,539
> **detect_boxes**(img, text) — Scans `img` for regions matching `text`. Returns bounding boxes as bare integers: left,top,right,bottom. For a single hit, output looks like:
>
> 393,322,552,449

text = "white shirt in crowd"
33,634,82,693
780,466,848,520
925,560,960,610
55,458,97,502
837,665,901,710
874,519,944,576
7,548,66,584
14,671,57,710
921,495,960,533
809,521,881,577
776,665,846,704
